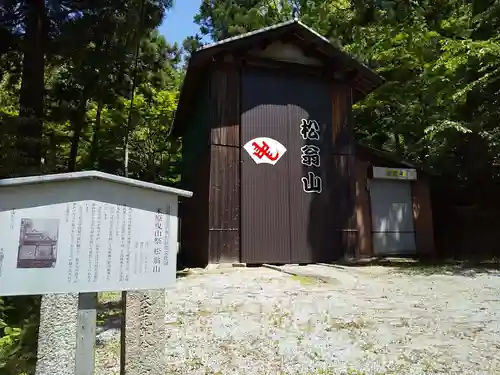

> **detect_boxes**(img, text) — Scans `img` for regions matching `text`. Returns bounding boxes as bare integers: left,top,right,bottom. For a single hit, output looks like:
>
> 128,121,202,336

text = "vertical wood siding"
208,64,241,263
331,84,358,259
240,68,292,264
412,178,435,255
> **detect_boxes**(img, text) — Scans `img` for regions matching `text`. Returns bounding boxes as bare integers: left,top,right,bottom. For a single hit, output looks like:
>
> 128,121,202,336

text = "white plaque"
0,172,190,296
372,166,417,181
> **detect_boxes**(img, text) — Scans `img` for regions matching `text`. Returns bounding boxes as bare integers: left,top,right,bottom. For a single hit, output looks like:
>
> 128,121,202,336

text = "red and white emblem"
243,137,287,165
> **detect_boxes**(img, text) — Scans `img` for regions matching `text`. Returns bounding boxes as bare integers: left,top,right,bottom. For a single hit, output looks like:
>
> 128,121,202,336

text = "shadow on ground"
176,269,192,278
334,256,500,277
96,270,190,332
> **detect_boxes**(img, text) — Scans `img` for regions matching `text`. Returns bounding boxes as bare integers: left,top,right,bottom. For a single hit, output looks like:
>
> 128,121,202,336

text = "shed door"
241,68,335,264
369,179,416,255
241,70,291,264
286,74,334,263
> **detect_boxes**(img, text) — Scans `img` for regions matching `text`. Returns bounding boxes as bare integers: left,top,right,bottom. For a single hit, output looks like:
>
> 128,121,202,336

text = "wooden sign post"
75,293,97,375
0,171,192,375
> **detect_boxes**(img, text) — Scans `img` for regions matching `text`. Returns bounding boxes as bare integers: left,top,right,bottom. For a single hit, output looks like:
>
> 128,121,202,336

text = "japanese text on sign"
300,119,322,194
163,205,171,266
152,209,163,273
386,169,406,178
0,162,191,297
0,197,178,296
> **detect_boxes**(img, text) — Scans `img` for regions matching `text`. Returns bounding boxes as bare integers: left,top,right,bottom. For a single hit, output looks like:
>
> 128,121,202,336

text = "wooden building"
354,145,434,259
172,20,435,266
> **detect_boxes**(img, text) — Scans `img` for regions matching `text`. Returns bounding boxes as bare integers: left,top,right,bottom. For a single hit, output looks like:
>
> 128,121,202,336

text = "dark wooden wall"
179,74,211,267
207,63,241,263
183,57,432,265
239,67,294,264
354,158,373,258
331,84,358,260
204,59,363,264
411,178,435,255
179,150,210,267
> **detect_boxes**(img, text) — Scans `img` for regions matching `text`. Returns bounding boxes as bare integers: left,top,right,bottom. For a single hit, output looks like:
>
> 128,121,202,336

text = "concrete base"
35,294,78,375
232,263,247,268
122,290,166,375
205,262,247,270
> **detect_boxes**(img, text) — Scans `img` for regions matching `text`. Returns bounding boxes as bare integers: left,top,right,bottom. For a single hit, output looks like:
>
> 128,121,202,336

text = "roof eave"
171,20,385,138
0,171,193,197
355,143,438,176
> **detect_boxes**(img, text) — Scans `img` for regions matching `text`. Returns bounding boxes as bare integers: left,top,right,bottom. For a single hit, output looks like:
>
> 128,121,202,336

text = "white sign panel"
243,137,287,165
372,166,417,181
0,175,184,296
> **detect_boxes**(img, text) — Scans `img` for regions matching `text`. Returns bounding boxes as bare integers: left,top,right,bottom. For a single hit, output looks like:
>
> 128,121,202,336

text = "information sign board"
0,171,192,296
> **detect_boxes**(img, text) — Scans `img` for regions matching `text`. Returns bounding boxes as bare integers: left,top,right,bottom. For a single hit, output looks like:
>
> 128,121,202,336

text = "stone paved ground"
96,264,500,375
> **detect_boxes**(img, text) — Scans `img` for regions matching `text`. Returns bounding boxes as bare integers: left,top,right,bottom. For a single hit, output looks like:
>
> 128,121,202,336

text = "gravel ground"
96,264,500,375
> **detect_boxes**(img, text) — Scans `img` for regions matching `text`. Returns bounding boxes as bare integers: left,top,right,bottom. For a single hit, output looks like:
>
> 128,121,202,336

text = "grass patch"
390,263,459,276
290,274,319,285
165,320,182,326
96,292,122,326
97,306,121,326
105,339,121,356
270,311,291,327
98,291,121,303
346,370,367,375
327,317,369,331
341,257,500,277
197,308,213,317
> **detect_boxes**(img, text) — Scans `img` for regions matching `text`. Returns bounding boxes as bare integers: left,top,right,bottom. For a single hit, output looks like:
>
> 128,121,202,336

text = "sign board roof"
0,170,193,197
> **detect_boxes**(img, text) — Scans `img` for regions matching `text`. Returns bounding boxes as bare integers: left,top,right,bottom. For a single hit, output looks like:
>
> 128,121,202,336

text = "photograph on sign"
243,137,287,165
17,218,59,269
0,181,179,296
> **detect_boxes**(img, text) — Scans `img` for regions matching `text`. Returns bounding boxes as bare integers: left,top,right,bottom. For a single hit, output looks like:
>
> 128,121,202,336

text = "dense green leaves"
1,0,500,372
0,1,180,373
193,0,500,182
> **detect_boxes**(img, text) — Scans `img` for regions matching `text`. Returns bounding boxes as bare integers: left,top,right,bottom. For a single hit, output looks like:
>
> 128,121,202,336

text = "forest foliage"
1,0,500,373
194,0,500,192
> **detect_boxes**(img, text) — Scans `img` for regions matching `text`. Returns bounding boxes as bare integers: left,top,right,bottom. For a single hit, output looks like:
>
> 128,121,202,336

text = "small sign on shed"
372,166,417,181
0,171,192,297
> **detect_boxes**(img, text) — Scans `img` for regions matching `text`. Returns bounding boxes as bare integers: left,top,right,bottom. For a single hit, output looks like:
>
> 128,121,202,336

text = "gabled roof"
355,143,438,176
172,19,385,137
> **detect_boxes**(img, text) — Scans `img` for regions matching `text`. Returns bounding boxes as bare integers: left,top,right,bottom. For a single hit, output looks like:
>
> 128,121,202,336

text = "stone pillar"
35,294,78,375
122,290,166,375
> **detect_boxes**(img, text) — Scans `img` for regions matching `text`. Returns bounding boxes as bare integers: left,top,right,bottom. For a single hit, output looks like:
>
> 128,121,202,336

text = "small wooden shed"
354,145,435,258
172,20,435,266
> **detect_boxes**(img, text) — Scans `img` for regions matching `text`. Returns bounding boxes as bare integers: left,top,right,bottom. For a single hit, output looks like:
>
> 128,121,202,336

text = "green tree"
0,2,180,374
191,0,500,187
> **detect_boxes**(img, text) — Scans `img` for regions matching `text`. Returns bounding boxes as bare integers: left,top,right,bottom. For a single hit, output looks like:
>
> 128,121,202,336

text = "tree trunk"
394,132,403,155
18,0,45,174
68,97,89,172
89,101,103,169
